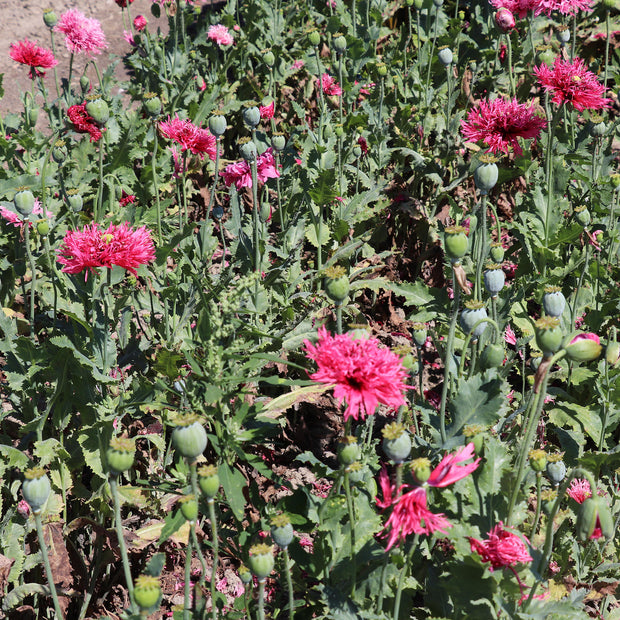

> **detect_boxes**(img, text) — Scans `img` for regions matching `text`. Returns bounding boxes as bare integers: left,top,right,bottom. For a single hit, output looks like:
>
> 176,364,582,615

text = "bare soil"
0,0,167,117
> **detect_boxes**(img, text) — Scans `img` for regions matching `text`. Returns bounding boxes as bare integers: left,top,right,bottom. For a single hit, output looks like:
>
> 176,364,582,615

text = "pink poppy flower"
57,222,155,280
304,326,408,422
533,0,593,16
208,24,233,47
567,478,592,504
426,443,481,488
159,115,216,160
9,39,57,79
488,0,539,18
134,15,147,32
504,324,517,346
259,100,275,120
221,148,280,190
67,103,103,142
290,59,305,71
321,73,342,97
55,9,108,57
469,522,532,571
534,58,611,111
461,98,546,155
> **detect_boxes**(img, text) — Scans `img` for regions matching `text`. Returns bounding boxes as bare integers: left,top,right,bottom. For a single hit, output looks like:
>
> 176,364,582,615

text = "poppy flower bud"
564,333,602,362
577,496,614,541
171,413,208,460
495,8,515,31
248,543,275,580
480,342,505,369
270,514,295,548
308,30,321,47
535,45,556,66
333,34,347,54
80,75,90,94
106,436,136,476
22,467,51,513
382,422,412,464
133,575,161,611
263,49,276,67
535,316,563,357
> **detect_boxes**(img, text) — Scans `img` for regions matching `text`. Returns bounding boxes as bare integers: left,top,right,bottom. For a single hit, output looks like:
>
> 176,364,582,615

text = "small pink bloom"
290,59,305,70
569,332,600,346
495,8,516,31
566,478,592,504
504,324,517,346
134,15,147,31
123,31,135,46
469,522,532,571
55,9,108,57
17,500,30,517
426,443,481,488
321,73,342,97
159,115,216,160
259,100,275,120
208,24,233,47
10,39,57,79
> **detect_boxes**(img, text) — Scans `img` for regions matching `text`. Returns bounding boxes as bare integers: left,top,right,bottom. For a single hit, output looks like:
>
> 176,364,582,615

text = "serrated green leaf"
305,222,330,247
446,372,507,439
157,509,186,545
219,462,247,522
548,402,601,444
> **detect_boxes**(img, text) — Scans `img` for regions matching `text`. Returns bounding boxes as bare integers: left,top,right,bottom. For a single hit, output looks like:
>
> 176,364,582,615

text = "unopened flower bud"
564,333,602,362
578,496,614,541
263,49,275,67
480,342,505,369
495,8,515,31
463,425,486,455
80,74,90,94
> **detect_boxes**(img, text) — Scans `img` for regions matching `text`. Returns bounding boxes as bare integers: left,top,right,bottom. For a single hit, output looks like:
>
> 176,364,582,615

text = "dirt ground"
0,0,168,117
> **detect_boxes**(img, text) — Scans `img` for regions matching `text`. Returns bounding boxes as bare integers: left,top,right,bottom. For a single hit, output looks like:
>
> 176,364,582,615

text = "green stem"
109,476,137,613
439,269,460,444
251,156,260,273
49,30,62,102
506,350,566,526
152,125,162,245
283,548,295,619
336,303,343,335
393,538,417,620
531,471,543,539
604,10,611,91
424,7,439,105
209,138,221,216
257,579,266,620
315,47,325,144
34,512,65,620
474,194,488,300
543,105,562,260
352,0,357,37
208,499,220,620
506,32,515,98
598,360,611,450
96,141,105,222
24,225,37,338
43,236,58,330
343,471,357,595
570,242,591,330
184,532,193,620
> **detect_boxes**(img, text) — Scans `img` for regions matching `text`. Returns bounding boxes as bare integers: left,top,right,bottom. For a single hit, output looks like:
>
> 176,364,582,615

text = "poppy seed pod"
22,467,51,513
444,225,469,262
324,265,350,304
106,436,136,476
14,187,35,217
242,103,261,128
133,575,162,611
542,285,566,317
209,112,227,137
171,414,208,459
574,205,591,227
411,322,428,347
480,342,505,369
545,459,566,485
143,92,162,117
474,155,498,194
437,46,453,66
338,436,360,467
490,242,504,263
248,543,275,580
483,263,505,297
460,300,488,338
535,316,563,358
85,95,110,125
238,137,257,162
382,422,412,464
270,514,295,548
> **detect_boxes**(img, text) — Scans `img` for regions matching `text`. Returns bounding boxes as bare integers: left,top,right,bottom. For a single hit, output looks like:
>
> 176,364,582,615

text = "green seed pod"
308,30,321,47
382,422,412,464
530,351,542,371
437,46,453,66
463,424,487,456
535,45,556,66
555,25,570,43
85,95,110,125
483,264,505,297
480,342,505,369
542,285,566,317
263,49,275,67
106,436,136,476
333,34,347,54
545,459,566,485
270,514,295,548
574,205,591,227
36,220,50,236
490,242,504,263
43,9,58,28
260,200,271,223
248,543,275,580
242,103,261,128
238,564,252,584
209,112,227,137
444,225,469,262
179,494,199,522
52,139,67,164
324,265,350,304
605,330,620,366
528,449,547,472
271,132,286,152
143,92,162,117
14,187,35,217
171,414,208,460
460,300,488,339
22,467,51,513
410,457,432,484
338,436,360,467
66,189,83,213
535,316,563,357
238,137,257,162
198,464,220,499
411,322,428,347
474,155,499,194
133,574,162,611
